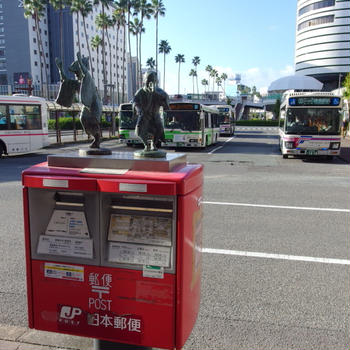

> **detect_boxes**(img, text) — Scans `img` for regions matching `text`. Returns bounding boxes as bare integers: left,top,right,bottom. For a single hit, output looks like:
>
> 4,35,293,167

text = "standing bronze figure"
133,71,169,157
56,52,105,151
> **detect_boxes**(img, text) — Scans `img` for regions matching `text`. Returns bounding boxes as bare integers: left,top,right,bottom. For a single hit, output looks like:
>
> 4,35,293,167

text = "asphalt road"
0,126,349,350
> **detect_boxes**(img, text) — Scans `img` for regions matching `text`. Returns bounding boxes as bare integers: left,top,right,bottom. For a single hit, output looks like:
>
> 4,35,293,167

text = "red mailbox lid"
22,162,203,195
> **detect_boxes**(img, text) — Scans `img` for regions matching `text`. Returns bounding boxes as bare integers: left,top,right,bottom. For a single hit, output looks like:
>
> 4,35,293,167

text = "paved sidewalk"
0,324,92,350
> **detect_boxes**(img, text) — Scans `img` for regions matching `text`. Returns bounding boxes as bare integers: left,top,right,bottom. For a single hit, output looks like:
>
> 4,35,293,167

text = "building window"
0,49,4,56
299,0,335,16
0,62,5,69
34,49,37,54
34,61,38,66
33,38,36,43
0,39,4,45
0,27,4,33
298,15,334,31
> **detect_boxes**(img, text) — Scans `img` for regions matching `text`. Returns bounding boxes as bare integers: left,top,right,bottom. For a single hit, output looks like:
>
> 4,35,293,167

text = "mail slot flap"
98,179,176,195
23,175,97,191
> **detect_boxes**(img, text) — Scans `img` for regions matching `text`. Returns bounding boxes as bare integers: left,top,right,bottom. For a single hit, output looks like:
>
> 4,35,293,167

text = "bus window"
0,105,7,130
25,106,42,129
205,112,209,128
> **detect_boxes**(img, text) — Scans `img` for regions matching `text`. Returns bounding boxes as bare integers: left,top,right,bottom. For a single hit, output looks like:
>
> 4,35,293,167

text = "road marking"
208,137,234,154
202,248,350,265
203,201,350,213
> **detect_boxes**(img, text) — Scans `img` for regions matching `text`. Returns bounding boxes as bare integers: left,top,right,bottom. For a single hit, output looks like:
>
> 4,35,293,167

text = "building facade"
1,1,128,102
0,0,50,87
295,0,350,90
49,3,128,103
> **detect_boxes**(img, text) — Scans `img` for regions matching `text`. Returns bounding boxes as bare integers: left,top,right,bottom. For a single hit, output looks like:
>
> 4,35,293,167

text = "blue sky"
133,0,297,96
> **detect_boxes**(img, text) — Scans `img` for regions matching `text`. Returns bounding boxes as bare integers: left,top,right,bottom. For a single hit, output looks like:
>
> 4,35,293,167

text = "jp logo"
59,306,82,320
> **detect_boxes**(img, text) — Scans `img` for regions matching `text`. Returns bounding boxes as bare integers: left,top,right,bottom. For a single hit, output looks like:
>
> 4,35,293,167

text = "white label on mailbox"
143,265,164,279
45,210,89,238
44,262,84,282
37,235,93,259
108,214,172,246
119,183,147,193
43,179,69,188
108,242,170,267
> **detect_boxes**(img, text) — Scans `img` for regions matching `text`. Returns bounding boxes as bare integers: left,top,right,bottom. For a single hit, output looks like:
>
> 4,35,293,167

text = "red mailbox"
22,152,203,349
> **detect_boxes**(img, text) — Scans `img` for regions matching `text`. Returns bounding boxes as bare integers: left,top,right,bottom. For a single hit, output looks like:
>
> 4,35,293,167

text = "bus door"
7,105,31,153
200,111,205,146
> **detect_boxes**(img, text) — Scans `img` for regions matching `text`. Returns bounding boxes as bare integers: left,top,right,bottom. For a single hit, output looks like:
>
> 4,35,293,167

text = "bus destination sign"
169,103,200,110
289,97,340,106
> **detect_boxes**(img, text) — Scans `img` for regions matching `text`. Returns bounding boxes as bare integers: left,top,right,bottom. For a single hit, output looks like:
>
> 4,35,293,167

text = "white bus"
279,91,342,159
210,104,235,136
0,95,49,156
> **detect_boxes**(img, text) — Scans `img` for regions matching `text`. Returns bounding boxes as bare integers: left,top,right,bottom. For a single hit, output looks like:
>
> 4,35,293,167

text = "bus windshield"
164,111,201,131
119,110,137,130
285,108,341,135
218,114,230,124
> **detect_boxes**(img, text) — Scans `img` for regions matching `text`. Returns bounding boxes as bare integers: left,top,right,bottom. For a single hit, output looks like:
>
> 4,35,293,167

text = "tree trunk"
115,24,120,104
83,16,93,80
155,15,158,83
163,53,166,90
122,22,126,103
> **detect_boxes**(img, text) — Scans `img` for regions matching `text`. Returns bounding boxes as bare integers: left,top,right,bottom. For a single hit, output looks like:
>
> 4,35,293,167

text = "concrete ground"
1,133,349,350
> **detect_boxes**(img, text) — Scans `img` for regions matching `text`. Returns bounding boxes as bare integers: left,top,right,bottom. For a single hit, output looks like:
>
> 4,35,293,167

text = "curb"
0,325,92,350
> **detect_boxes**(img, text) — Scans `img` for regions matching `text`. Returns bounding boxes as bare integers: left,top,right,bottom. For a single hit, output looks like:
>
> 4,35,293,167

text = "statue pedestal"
48,151,186,172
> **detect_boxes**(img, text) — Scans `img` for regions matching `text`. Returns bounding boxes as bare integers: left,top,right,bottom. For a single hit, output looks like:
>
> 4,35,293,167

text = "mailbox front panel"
31,261,175,349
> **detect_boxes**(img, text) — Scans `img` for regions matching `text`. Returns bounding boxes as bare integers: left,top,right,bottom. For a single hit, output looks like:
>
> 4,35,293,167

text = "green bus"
162,102,220,148
118,103,141,146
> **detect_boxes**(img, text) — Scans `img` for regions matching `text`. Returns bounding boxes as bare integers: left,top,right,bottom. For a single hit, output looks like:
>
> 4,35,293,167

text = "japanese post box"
22,152,203,350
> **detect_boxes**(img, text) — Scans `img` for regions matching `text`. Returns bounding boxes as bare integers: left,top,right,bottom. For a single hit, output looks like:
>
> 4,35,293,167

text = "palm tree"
205,65,212,91
175,54,185,95
192,56,200,94
146,57,155,70
201,78,209,93
94,0,112,101
216,76,222,91
91,35,103,92
138,0,153,87
23,0,49,97
221,73,228,95
189,69,196,95
151,0,165,79
112,6,126,104
210,68,217,91
129,17,142,90
158,40,171,90
71,0,93,78
95,12,112,101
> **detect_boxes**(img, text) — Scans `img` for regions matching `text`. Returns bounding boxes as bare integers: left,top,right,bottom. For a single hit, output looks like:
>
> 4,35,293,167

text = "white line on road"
203,201,350,213
208,137,234,154
202,247,350,265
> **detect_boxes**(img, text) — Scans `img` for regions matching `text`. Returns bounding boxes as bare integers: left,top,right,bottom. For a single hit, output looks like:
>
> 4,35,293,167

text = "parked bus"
162,102,220,148
279,91,342,159
210,104,235,136
0,95,49,156
118,103,141,146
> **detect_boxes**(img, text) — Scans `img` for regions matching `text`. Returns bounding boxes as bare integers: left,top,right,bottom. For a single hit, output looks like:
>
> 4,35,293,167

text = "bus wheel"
283,154,288,159
326,155,333,161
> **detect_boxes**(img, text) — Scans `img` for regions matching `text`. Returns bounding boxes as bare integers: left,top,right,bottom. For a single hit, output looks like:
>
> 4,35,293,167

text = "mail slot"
22,152,203,349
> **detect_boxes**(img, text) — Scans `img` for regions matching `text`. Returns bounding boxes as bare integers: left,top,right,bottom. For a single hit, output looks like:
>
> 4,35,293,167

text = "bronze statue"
55,52,103,150
133,71,169,157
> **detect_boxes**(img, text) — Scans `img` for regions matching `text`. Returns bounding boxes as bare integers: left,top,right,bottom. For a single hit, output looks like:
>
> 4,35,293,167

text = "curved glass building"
295,0,350,90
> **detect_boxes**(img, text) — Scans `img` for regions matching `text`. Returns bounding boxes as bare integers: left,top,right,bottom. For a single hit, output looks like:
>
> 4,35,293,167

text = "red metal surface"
31,261,175,349
22,188,34,328
175,186,202,348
